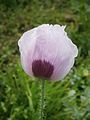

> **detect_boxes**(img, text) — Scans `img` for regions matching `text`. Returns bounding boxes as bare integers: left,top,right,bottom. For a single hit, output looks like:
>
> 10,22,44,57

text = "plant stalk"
41,80,45,120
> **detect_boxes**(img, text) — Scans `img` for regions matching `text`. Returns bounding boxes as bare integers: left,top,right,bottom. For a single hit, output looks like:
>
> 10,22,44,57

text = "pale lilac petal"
18,29,37,76
32,24,77,63
51,58,74,81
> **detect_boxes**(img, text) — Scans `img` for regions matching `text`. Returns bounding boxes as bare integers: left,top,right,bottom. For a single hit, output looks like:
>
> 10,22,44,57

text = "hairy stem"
41,80,45,120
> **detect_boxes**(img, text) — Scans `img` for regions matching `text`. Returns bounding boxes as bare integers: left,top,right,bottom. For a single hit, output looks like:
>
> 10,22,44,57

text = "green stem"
25,79,34,112
41,80,45,120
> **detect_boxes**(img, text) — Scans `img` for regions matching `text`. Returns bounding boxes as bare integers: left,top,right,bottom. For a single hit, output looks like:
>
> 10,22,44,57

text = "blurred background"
0,0,90,120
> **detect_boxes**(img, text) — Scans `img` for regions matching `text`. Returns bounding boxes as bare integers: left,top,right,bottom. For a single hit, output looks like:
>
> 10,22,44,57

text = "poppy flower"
18,24,78,81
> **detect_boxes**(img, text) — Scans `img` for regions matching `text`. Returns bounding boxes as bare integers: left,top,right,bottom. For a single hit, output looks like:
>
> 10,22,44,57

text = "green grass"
0,0,90,120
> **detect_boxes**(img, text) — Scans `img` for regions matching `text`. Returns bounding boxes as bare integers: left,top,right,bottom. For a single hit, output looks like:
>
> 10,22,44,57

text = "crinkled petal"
18,29,37,76
51,58,74,81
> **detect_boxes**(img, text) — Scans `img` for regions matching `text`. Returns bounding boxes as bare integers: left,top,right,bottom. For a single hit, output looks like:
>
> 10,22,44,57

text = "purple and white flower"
18,24,78,81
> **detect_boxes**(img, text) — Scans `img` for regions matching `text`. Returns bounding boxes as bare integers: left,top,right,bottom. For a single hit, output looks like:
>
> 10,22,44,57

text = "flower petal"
18,29,37,76
51,58,74,81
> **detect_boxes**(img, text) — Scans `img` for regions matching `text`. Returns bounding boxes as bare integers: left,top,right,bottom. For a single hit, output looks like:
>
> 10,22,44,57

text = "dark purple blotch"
32,59,54,79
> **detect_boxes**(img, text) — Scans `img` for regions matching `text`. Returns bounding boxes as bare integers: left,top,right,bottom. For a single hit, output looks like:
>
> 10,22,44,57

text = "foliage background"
0,0,90,120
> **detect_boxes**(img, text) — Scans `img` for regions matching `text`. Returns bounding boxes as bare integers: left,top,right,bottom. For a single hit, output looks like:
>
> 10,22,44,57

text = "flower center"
32,60,54,79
